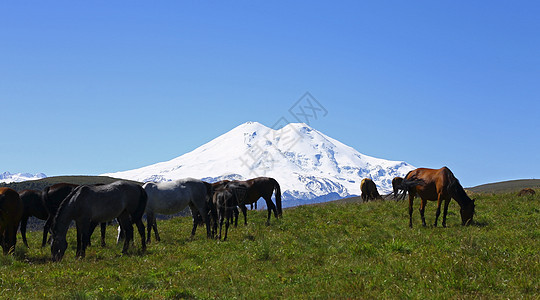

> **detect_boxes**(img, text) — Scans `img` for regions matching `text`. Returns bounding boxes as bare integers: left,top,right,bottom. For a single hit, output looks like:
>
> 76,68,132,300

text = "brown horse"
0,188,24,254
399,167,475,227
360,178,382,202
517,188,536,196
226,177,282,225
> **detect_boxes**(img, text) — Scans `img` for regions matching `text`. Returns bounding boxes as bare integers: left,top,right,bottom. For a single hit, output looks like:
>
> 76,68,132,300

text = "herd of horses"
0,167,476,260
361,166,476,227
0,176,282,260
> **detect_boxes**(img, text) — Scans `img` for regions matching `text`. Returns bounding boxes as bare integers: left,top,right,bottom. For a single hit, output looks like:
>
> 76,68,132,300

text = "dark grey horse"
51,181,147,261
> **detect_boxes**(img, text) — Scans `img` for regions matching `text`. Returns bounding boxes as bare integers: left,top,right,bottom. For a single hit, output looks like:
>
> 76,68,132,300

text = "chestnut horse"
226,177,282,225
0,188,24,254
360,178,382,202
399,167,475,227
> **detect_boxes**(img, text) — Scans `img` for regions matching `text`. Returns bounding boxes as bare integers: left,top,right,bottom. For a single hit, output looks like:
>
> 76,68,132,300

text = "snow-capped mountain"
102,122,414,206
0,171,47,183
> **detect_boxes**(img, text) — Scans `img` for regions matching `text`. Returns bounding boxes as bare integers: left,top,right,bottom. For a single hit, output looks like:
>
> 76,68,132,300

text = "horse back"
0,188,24,225
19,189,48,219
405,167,454,200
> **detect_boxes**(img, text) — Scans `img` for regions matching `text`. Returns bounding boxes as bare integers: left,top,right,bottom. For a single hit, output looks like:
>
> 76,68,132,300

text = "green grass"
1,192,538,299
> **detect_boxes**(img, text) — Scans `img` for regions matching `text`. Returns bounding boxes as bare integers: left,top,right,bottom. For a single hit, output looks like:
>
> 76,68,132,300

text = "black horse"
51,181,147,261
42,183,108,247
18,189,48,248
212,187,241,241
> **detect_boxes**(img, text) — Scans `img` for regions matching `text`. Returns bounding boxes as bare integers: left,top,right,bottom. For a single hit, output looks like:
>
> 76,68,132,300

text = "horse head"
51,235,67,262
460,199,475,226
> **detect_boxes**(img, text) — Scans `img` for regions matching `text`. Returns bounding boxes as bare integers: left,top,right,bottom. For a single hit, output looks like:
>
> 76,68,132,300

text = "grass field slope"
0,189,537,299
466,179,540,194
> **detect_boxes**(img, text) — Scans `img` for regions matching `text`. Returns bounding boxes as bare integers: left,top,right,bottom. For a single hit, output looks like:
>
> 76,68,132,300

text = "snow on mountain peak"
102,121,415,206
0,171,47,184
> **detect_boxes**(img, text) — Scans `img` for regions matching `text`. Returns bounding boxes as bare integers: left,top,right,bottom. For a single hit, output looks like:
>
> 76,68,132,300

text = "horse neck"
53,199,78,237
449,180,472,207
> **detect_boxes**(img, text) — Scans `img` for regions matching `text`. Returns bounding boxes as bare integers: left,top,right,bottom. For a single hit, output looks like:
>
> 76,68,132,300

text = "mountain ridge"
102,122,415,206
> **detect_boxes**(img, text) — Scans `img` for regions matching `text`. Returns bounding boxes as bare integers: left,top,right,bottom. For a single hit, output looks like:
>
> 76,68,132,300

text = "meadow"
0,191,538,299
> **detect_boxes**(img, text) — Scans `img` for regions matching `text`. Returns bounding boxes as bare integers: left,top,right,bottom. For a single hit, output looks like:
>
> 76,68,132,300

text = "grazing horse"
212,187,241,241
144,178,215,243
43,183,107,247
211,180,241,226
19,189,48,248
360,178,382,202
517,188,536,196
0,188,24,254
51,181,147,261
398,167,475,228
226,177,282,225
392,177,404,199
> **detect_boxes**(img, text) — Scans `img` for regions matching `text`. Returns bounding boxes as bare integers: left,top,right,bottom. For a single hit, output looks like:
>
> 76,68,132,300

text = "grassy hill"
0,175,142,192
466,179,540,194
0,191,538,299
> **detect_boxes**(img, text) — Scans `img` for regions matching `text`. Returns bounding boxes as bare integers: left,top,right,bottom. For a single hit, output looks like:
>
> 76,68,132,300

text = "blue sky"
1,1,539,187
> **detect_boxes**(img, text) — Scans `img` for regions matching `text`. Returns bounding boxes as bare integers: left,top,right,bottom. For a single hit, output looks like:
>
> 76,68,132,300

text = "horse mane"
52,185,82,230
447,175,472,205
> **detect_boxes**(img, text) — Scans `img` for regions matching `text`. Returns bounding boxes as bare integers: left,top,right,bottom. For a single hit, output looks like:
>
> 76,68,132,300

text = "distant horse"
517,188,536,196
212,187,241,240
392,177,404,199
0,188,24,254
19,189,48,248
211,180,240,227
226,177,282,225
360,178,382,202
43,183,107,247
144,178,215,243
51,181,147,261
398,167,475,227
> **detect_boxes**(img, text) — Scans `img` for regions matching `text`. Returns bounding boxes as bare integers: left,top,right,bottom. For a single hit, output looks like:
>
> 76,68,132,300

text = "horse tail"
203,181,213,203
397,171,423,201
42,186,51,213
132,185,148,224
272,178,282,217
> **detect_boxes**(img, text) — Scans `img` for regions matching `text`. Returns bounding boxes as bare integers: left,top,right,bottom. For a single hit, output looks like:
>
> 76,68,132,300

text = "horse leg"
188,204,200,237
100,223,107,247
434,193,443,227
224,209,231,241
218,209,224,240
233,207,239,227
119,217,134,254
266,196,278,220
76,223,83,258
408,194,414,228
240,205,248,225
88,221,99,247
442,198,451,228
135,219,146,252
419,198,427,227
42,217,53,247
7,225,18,254
20,216,30,248
146,211,154,243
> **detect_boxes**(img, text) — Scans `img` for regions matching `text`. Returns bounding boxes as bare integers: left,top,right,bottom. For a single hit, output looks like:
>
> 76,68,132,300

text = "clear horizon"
1,1,539,187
